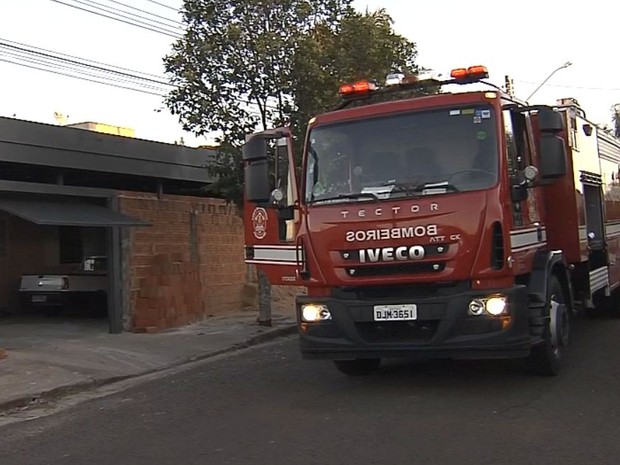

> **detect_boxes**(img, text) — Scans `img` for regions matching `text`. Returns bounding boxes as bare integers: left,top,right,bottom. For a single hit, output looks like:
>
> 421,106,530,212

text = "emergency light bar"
337,65,490,102
450,65,489,82
338,80,378,96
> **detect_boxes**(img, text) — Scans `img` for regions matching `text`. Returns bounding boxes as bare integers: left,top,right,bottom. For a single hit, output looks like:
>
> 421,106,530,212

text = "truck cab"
243,66,608,376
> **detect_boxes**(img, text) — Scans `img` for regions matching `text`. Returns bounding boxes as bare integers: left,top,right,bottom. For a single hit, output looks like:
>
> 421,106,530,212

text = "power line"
0,57,167,96
0,52,272,115
50,0,182,38
0,49,170,93
145,0,179,12
103,0,183,27
56,0,182,35
0,38,277,111
82,0,184,31
0,37,166,80
0,41,173,87
516,80,620,92
0,46,171,92
48,0,280,112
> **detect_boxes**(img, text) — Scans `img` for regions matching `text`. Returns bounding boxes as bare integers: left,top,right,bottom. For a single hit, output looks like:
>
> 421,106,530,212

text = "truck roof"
312,90,510,127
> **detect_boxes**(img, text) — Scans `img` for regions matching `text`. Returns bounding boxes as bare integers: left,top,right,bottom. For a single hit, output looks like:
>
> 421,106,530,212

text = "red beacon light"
450,65,489,82
338,80,378,96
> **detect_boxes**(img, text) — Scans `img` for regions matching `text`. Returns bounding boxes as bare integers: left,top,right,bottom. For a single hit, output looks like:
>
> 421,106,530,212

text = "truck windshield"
305,105,498,203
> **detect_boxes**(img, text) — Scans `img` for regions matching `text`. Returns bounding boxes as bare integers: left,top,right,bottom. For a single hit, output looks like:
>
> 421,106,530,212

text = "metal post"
526,61,572,102
107,196,123,334
504,75,514,98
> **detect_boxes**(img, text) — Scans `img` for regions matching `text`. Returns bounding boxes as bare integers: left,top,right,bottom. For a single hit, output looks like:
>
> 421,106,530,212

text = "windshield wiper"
311,192,379,205
385,180,460,196
420,181,460,192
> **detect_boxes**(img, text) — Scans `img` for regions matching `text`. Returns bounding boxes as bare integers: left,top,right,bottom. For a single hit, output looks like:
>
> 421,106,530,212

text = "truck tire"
333,358,381,376
527,275,569,376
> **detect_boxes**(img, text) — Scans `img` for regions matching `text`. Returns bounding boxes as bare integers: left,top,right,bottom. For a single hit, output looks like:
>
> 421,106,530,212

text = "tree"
165,0,353,325
164,1,418,324
290,8,419,154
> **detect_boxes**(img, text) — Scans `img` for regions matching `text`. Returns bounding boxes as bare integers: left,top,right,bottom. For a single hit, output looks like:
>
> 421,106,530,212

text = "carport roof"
0,198,149,227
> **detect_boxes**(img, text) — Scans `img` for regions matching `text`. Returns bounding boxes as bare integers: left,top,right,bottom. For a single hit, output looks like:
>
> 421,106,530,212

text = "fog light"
485,297,507,316
301,304,331,322
468,299,485,316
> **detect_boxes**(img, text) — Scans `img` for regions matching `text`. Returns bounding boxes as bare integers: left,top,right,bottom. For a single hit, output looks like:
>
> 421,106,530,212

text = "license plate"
373,304,417,321
32,295,47,303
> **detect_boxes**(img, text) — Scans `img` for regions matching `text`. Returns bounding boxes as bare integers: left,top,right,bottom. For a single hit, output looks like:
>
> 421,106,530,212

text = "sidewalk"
0,312,297,414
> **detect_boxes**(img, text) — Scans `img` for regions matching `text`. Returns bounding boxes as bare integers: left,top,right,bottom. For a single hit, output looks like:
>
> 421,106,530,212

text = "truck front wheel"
333,358,381,376
528,275,569,376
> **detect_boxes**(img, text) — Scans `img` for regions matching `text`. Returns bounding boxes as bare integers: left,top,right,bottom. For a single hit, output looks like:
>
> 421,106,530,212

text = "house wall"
119,192,303,331
0,192,302,327
119,192,252,330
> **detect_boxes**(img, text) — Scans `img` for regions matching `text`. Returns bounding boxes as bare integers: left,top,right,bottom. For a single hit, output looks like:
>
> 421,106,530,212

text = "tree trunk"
257,268,272,326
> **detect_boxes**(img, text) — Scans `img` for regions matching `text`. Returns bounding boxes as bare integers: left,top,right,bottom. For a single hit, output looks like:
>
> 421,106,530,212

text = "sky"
1,0,619,146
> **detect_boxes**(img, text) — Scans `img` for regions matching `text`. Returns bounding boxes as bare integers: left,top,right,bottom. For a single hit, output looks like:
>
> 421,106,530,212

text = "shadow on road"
320,310,620,392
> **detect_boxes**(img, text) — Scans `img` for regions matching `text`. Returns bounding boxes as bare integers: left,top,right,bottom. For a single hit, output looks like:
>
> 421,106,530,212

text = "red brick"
133,315,155,328
138,286,158,299
125,193,249,329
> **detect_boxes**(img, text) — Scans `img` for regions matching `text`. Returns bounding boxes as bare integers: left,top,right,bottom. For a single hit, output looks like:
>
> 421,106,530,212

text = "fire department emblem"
252,207,268,240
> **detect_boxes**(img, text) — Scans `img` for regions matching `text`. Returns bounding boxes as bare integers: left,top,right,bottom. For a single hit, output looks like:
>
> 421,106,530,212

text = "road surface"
1,314,619,465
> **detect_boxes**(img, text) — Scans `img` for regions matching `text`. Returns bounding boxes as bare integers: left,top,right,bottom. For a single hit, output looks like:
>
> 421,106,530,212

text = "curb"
0,323,297,416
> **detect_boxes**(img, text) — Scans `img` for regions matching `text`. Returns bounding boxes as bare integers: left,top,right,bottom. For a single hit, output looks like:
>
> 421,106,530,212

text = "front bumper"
297,285,531,361
19,291,102,307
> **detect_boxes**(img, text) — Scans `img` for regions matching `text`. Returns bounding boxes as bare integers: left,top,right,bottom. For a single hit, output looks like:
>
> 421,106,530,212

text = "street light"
526,61,572,102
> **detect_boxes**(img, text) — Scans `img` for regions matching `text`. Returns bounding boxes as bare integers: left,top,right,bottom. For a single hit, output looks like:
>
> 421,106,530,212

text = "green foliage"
164,1,419,209
289,8,419,155
202,140,244,209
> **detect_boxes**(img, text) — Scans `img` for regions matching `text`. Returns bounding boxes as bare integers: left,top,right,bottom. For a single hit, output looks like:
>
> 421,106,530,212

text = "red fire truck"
242,66,620,376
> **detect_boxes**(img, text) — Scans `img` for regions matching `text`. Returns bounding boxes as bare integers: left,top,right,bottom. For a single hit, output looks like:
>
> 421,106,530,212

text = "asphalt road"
1,314,620,465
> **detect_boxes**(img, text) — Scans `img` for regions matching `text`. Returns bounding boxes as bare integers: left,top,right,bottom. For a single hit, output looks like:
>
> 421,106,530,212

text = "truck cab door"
503,108,547,273
243,129,303,286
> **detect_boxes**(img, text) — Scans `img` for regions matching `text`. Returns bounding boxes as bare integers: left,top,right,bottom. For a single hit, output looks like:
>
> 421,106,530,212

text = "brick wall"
119,192,251,331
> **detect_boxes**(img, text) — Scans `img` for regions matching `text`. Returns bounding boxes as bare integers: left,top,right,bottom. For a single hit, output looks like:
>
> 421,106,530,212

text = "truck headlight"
485,297,507,316
468,296,507,316
301,304,331,322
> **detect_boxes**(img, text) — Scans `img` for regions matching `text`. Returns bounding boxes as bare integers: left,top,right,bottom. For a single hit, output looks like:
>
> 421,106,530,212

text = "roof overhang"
0,198,150,227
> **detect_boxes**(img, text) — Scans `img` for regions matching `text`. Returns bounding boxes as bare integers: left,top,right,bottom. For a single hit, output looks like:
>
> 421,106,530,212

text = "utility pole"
504,75,514,98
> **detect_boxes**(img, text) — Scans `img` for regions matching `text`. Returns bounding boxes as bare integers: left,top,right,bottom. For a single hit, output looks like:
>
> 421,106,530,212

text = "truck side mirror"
243,135,270,202
539,134,567,179
244,159,271,203
537,107,564,133
242,136,268,161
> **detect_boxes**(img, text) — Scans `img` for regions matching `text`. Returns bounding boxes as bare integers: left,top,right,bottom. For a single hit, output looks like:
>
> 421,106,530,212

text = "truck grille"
345,262,445,278
334,281,470,300
355,321,439,344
